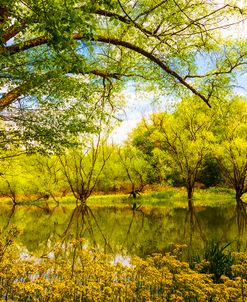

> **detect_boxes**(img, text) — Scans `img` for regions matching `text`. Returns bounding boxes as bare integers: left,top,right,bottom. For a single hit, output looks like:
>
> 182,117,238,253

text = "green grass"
87,187,238,209
0,186,242,208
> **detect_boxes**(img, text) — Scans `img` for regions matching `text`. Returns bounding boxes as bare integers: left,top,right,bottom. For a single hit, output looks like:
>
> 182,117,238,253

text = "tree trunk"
187,186,193,201
236,188,243,202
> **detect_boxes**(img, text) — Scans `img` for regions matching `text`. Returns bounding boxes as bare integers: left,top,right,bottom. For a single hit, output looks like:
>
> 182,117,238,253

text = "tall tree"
118,145,151,194
59,134,112,205
131,120,172,184
0,64,118,152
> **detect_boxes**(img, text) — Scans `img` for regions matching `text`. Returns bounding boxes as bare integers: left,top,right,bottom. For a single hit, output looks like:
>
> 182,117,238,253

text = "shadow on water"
121,207,145,253
184,200,207,243
182,200,208,260
4,204,17,230
236,198,247,232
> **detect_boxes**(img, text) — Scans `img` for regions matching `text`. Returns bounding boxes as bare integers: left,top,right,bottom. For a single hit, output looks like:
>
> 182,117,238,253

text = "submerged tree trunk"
236,196,247,213
187,187,193,201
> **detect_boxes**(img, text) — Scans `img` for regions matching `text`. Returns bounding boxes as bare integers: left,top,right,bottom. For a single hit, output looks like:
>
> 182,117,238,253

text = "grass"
87,186,237,209
0,186,242,208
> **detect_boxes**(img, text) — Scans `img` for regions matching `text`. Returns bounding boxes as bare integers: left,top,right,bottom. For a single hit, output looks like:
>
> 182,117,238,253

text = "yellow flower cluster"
0,228,246,301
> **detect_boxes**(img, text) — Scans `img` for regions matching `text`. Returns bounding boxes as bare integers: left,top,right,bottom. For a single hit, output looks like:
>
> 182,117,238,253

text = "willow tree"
0,0,246,114
118,145,151,195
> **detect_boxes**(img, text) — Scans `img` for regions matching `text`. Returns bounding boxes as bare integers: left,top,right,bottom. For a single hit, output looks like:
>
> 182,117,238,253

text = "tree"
118,145,151,195
198,155,223,188
131,119,171,184
22,154,66,204
0,71,118,153
93,145,125,193
59,135,112,205
0,0,246,112
213,98,247,207
135,98,215,204
0,155,25,204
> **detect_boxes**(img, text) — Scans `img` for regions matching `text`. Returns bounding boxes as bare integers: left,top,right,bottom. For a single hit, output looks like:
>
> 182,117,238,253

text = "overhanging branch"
92,35,211,107
2,33,212,107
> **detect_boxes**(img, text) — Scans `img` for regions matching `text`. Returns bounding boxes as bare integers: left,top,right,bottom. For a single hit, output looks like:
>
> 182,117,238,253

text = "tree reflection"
235,198,247,251
0,202,246,260
236,198,247,233
184,200,207,254
4,204,17,229
61,204,112,254
187,202,207,241
122,206,145,253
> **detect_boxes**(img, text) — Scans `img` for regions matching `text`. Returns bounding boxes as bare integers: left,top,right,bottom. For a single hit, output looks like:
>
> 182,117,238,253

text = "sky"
110,86,176,144
111,75,247,144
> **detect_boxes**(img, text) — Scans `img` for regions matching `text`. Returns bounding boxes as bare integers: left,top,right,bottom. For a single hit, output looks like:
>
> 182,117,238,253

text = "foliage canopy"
0,0,246,110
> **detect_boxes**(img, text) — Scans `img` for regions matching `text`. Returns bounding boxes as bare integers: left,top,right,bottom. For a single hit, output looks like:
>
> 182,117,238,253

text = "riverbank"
88,187,238,208
0,186,245,208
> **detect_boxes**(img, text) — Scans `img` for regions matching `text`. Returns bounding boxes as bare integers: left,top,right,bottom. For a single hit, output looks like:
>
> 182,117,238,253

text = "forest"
0,96,246,206
0,0,247,301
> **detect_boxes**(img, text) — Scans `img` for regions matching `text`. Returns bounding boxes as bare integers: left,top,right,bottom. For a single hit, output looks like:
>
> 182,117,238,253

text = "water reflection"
236,198,247,234
0,201,246,258
61,203,113,253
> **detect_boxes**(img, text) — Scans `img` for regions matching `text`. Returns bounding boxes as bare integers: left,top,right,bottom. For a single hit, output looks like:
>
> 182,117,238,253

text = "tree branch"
0,85,24,108
2,33,215,107
93,35,211,107
2,22,27,43
0,68,123,109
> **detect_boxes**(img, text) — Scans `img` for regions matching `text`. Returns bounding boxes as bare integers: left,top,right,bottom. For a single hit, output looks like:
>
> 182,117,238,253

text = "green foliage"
192,241,235,284
22,154,66,201
213,98,247,199
95,145,126,192
0,0,246,154
166,170,184,187
131,97,216,199
59,135,112,203
0,155,27,203
117,145,152,192
198,156,223,188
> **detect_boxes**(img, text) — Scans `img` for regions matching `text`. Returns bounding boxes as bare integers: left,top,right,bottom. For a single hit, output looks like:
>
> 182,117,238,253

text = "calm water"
0,202,246,258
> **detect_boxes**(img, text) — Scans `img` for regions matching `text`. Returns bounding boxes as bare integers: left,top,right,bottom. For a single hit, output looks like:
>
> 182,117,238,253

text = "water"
0,202,246,259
